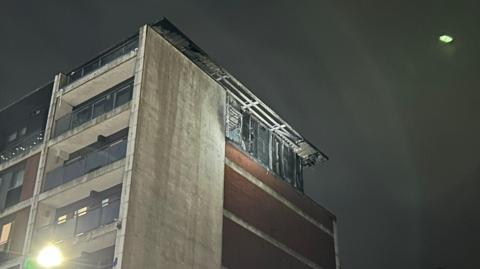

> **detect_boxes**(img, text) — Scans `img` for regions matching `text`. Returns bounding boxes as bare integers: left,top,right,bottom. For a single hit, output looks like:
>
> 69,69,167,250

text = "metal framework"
152,18,328,166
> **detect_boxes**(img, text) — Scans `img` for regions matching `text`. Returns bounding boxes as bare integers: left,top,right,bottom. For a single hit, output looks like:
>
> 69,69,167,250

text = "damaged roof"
151,18,328,166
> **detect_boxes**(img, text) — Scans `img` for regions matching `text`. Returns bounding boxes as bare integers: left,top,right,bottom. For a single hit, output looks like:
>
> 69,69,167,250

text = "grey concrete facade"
120,26,226,269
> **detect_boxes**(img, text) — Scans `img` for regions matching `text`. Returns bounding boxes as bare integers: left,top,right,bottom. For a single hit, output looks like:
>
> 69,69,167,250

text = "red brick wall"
226,143,335,231
223,142,337,269
20,153,40,201
222,217,312,269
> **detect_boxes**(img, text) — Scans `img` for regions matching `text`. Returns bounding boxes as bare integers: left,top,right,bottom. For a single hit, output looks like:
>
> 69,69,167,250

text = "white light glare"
36,245,63,268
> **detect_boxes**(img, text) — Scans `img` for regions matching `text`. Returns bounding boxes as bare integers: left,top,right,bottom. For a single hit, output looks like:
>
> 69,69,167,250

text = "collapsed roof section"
151,18,328,166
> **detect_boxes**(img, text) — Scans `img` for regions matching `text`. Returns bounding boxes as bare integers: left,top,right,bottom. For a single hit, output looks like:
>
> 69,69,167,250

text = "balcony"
60,37,138,109
0,129,44,166
35,199,120,244
53,79,133,138
65,37,138,86
43,139,127,192
65,246,115,269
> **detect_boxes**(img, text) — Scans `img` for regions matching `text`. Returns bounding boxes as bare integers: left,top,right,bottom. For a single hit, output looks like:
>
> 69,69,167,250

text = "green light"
439,35,453,43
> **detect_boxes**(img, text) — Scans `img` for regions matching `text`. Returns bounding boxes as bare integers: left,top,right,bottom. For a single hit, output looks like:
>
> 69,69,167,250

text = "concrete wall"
121,26,225,269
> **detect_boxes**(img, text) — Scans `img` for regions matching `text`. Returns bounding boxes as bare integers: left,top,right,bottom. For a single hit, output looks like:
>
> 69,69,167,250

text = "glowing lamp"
36,245,63,268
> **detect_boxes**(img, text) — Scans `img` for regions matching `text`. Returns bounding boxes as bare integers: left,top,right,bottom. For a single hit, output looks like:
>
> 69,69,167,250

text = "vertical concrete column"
113,25,148,268
22,74,66,257
119,26,225,269
333,220,341,269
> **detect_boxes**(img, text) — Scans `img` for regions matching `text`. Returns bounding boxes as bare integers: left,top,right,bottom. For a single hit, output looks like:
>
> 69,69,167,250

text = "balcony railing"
0,129,44,165
65,36,138,85
36,199,120,244
43,139,127,191
52,80,133,138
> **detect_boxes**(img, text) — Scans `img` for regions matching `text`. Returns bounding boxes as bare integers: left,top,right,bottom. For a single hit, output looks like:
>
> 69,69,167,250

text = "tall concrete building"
0,18,338,269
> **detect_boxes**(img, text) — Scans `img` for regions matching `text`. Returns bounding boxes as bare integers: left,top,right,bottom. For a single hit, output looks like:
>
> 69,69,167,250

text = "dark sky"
1,1,479,268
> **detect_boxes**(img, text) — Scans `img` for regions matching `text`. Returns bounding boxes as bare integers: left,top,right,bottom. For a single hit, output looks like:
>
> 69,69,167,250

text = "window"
76,207,88,217
83,60,100,75
72,107,92,127
226,105,242,144
57,215,67,225
101,198,109,207
0,222,12,246
256,124,270,167
4,167,24,208
10,169,24,189
19,126,27,137
92,95,113,118
7,132,17,143
114,85,133,107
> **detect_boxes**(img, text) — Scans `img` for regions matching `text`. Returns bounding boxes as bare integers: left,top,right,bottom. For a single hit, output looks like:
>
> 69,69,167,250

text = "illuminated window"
57,215,67,224
0,222,12,245
101,198,109,207
76,207,88,217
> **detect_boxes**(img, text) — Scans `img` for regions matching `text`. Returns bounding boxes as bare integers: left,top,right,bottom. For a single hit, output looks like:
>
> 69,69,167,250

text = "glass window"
271,136,283,177
114,85,133,107
83,60,100,75
76,207,88,217
248,118,258,157
281,145,296,185
92,95,113,118
7,132,17,143
72,106,92,127
19,126,27,137
5,188,21,208
57,215,67,224
241,113,252,152
101,47,125,65
10,169,24,189
101,198,109,207
256,125,270,167
226,106,242,144
0,222,12,245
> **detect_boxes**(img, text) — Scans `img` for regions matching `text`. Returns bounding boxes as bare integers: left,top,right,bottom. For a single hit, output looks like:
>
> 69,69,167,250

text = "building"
0,18,338,269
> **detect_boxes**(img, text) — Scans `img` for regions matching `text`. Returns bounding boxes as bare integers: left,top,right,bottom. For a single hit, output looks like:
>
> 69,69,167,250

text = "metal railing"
0,129,44,165
36,199,120,243
52,80,133,138
65,36,138,85
43,139,127,191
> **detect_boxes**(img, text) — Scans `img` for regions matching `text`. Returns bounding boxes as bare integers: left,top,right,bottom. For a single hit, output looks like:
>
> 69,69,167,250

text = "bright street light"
36,245,63,268
439,34,453,44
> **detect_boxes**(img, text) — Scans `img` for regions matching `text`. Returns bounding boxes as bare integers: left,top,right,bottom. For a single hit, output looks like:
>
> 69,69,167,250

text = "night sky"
1,1,479,268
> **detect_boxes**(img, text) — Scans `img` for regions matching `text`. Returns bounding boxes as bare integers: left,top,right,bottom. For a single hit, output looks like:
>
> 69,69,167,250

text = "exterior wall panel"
121,26,226,269
224,165,336,269
226,143,334,231
9,207,29,254
222,217,312,269
20,153,40,201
